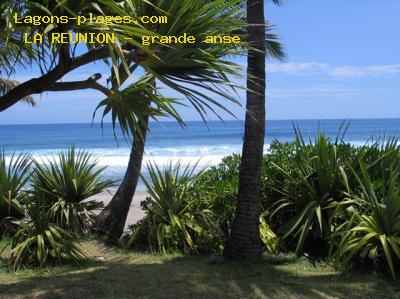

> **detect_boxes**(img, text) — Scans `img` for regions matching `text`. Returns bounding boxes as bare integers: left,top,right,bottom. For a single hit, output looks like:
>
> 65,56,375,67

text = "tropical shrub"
188,154,280,253
125,161,205,253
332,160,400,280
189,155,240,245
349,137,400,190
31,147,114,234
0,151,31,236
181,126,400,259
9,193,85,270
270,126,354,254
126,158,279,254
0,147,116,269
261,141,300,231
122,125,400,280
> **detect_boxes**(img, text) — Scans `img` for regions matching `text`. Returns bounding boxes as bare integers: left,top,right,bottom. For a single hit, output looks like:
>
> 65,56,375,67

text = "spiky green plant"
271,124,352,254
332,159,400,280
350,137,400,189
0,150,31,236
9,193,85,270
126,161,205,253
31,147,114,234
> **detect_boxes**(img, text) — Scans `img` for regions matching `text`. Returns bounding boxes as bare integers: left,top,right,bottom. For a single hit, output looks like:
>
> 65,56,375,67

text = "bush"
9,194,85,270
186,130,357,255
136,150,289,254
125,157,280,254
31,147,114,234
0,147,114,269
125,161,206,253
261,141,300,231
269,125,355,255
350,137,400,190
332,159,400,280
188,155,240,252
0,151,31,236
123,124,400,280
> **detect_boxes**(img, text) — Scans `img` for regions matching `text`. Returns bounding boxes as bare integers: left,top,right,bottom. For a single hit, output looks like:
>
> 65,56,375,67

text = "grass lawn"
1,240,399,299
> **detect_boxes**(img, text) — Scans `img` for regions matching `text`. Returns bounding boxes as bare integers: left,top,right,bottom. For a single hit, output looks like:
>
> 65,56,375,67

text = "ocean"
1,119,400,189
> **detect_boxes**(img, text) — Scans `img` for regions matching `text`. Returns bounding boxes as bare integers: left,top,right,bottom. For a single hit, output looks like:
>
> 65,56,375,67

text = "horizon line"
1,117,400,126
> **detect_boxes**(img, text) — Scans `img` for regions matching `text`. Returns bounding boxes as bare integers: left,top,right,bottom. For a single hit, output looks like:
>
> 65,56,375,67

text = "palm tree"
223,0,284,260
93,0,246,242
0,6,36,107
0,0,247,243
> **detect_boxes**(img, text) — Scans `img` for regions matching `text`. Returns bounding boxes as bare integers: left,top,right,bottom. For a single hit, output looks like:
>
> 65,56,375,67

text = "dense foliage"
0,151,31,235
0,147,111,269
125,161,206,253
9,194,86,270
125,126,400,280
2,126,400,280
31,147,114,234
332,156,400,279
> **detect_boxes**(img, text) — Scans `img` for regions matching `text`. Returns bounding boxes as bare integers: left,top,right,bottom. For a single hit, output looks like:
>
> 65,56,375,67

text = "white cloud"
268,62,329,75
268,62,400,78
268,85,363,98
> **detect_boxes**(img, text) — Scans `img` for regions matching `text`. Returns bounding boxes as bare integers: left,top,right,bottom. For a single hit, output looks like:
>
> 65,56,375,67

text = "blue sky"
1,0,400,124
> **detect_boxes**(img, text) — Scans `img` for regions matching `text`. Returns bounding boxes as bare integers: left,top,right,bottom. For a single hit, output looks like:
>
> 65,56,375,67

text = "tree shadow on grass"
1,251,399,299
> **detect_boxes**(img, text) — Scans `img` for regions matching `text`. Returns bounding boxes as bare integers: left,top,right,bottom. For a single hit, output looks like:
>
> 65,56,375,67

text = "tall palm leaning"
224,0,284,260
93,0,246,243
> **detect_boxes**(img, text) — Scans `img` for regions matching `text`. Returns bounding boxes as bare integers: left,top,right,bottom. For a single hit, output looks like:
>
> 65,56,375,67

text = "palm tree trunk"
223,0,266,260
93,110,149,244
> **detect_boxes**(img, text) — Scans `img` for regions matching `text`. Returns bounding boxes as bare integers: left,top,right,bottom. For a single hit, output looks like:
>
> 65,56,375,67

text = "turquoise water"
1,119,400,185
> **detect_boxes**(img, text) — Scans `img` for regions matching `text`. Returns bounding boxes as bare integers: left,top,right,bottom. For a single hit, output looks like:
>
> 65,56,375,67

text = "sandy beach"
91,189,147,233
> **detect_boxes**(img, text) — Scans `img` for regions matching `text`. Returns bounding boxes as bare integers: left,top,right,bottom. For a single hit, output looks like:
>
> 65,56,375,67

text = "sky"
1,0,400,124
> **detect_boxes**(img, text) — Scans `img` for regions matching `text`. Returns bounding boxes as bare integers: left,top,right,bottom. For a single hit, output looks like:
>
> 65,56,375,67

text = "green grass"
1,240,399,299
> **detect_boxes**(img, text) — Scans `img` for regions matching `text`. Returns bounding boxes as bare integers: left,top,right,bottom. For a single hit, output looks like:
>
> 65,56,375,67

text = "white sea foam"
4,140,391,182
24,154,222,167
142,154,226,167
17,145,242,167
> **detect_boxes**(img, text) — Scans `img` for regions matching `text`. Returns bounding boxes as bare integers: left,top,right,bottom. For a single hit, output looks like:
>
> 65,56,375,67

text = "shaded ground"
1,241,399,299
